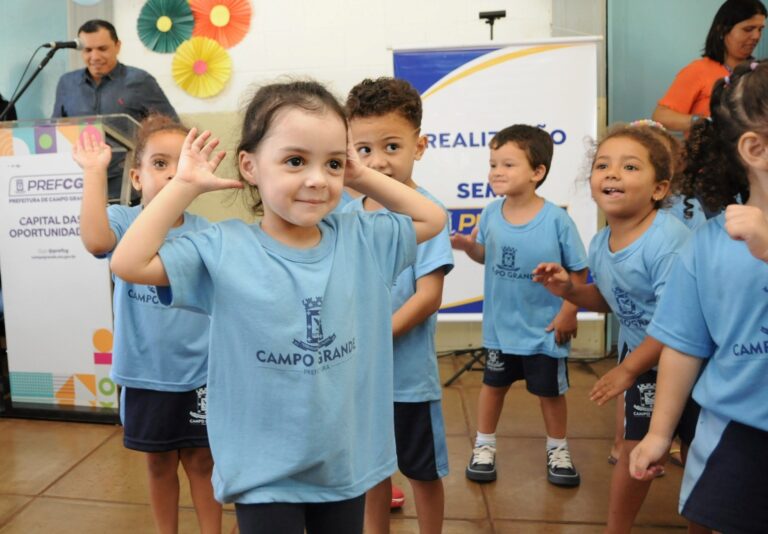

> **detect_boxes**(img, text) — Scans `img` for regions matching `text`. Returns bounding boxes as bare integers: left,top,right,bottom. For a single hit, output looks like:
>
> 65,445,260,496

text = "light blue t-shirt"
344,188,454,402
106,205,210,391
477,199,588,358
589,209,690,353
664,195,706,231
157,212,416,504
331,189,356,214
647,214,768,431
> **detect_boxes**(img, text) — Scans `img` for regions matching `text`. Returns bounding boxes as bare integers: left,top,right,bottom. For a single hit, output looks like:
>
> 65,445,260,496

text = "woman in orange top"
653,0,765,133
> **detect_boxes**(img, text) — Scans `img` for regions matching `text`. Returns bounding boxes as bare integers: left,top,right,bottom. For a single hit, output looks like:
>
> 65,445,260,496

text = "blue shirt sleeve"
357,211,417,286
558,210,588,271
647,239,714,358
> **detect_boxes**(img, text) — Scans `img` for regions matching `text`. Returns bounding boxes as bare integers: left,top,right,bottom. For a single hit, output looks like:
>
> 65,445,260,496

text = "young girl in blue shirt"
109,81,446,534
630,60,768,534
532,123,692,533
75,115,221,533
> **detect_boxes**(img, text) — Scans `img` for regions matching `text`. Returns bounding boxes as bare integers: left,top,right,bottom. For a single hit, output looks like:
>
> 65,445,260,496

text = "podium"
0,114,138,422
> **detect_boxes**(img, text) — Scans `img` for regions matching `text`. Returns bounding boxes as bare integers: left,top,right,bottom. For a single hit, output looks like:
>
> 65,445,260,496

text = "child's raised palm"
450,226,479,251
175,128,242,193
532,263,572,297
72,133,111,171
343,131,366,186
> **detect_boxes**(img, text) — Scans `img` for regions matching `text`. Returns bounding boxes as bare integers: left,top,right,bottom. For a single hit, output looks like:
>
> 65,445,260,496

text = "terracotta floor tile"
0,419,118,495
44,431,197,507
390,517,493,533
483,437,684,527
0,495,30,528
441,387,469,436
494,521,686,533
0,497,237,534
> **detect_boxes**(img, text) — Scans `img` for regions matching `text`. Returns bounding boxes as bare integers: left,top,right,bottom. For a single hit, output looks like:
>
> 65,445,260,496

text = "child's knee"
146,451,179,478
181,447,214,475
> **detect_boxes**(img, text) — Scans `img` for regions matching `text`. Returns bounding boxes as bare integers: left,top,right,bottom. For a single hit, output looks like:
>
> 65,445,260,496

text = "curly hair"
346,77,422,129
237,80,347,215
132,114,189,168
489,125,554,188
682,60,768,214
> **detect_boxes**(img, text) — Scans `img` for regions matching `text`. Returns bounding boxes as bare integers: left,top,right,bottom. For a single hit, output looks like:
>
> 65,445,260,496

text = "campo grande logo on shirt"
254,296,356,374
493,246,533,280
612,286,648,329
294,297,337,351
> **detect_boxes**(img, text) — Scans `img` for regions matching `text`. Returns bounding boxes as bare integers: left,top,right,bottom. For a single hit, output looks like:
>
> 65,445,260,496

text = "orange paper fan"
172,37,232,98
190,0,251,49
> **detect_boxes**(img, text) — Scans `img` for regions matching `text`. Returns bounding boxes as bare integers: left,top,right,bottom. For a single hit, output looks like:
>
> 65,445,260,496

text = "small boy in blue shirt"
451,125,588,487
345,77,454,534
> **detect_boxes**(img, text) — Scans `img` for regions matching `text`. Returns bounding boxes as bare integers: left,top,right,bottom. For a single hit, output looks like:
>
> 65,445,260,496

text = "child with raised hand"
74,114,222,534
343,77,454,534
110,80,446,534
451,124,588,488
630,60,768,534
532,124,693,533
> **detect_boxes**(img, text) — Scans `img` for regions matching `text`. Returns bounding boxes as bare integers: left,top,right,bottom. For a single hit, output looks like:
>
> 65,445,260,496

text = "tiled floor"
0,354,687,533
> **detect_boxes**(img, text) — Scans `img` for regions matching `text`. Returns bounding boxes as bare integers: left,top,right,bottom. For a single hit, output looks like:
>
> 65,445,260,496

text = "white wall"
112,0,553,114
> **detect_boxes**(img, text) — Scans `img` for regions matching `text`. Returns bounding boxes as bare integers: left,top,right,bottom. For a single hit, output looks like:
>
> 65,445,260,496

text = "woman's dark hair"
78,19,119,42
703,0,766,63
237,80,347,215
132,114,188,168
682,60,768,214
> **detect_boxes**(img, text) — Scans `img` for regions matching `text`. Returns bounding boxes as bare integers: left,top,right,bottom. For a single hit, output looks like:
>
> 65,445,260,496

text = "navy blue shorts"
394,400,449,481
620,345,700,443
680,408,768,533
482,349,569,397
121,385,210,452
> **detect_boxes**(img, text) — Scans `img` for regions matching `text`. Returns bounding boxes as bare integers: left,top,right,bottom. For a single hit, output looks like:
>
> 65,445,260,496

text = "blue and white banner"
394,37,600,321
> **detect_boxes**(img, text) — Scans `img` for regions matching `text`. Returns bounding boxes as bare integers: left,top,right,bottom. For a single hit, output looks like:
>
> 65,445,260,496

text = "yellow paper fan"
172,37,232,98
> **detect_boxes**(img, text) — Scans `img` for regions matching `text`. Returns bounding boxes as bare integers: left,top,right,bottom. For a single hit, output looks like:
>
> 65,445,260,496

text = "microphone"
42,39,82,50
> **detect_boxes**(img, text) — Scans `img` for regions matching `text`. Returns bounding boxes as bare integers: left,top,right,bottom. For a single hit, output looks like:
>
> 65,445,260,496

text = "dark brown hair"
78,19,119,42
346,77,422,129
131,114,188,168
489,125,554,188
237,80,347,214
703,0,766,64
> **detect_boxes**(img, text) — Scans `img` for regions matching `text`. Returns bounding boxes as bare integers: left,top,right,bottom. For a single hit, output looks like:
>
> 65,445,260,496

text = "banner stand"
0,114,139,423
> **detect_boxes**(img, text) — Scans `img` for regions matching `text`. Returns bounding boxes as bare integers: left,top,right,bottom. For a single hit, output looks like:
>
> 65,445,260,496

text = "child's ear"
414,134,428,161
532,164,547,183
737,132,768,171
652,179,671,203
238,151,258,186
129,168,142,191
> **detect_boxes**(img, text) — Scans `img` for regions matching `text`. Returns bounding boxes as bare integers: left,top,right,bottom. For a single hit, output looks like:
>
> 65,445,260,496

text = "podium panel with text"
0,116,135,419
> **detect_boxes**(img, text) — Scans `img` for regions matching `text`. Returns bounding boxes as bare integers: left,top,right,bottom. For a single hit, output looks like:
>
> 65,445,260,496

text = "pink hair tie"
751,61,759,71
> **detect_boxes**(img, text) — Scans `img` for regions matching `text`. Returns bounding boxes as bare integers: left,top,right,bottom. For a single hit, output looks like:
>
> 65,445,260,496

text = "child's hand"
72,133,111,171
547,308,577,345
725,204,768,263
175,129,242,193
532,263,572,297
629,433,670,481
343,129,366,185
450,226,478,251
590,364,635,405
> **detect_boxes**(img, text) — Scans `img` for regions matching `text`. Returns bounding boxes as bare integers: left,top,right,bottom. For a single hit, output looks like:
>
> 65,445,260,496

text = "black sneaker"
546,444,580,487
466,444,497,482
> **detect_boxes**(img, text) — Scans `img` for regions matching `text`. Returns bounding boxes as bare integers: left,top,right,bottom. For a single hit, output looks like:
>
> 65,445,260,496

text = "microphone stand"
0,48,58,121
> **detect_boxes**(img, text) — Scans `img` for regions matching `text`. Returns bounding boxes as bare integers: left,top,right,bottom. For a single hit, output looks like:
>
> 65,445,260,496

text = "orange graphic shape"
93,329,113,352
76,374,97,396
55,376,75,405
